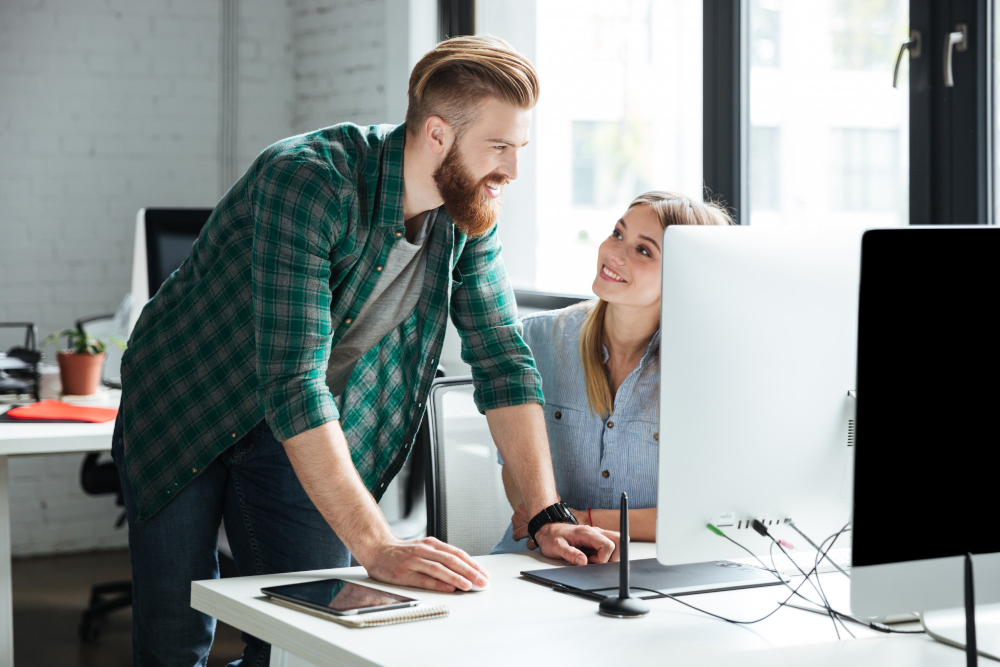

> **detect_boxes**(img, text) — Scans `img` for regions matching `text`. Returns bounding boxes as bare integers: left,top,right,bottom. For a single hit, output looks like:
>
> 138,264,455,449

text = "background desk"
192,543,966,667
0,404,116,666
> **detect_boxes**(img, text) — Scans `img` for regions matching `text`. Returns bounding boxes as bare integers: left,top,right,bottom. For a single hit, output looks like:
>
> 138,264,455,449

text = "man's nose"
502,149,519,182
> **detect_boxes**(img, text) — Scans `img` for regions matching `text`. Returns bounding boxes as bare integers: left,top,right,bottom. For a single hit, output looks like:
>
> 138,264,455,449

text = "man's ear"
424,115,452,156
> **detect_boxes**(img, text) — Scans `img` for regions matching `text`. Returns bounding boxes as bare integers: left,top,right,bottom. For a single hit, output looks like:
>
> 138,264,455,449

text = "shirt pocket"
624,417,660,498
542,403,590,473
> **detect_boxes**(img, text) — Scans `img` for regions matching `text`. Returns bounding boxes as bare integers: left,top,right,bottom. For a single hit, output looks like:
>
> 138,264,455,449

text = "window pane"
747,0,909,227
479,0,702,294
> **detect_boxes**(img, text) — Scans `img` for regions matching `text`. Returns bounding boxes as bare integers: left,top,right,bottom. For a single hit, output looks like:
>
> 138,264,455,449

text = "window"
830,128,900,211
749,126,780,211
572,120,652,209
478,0,702,294
747,0,909,227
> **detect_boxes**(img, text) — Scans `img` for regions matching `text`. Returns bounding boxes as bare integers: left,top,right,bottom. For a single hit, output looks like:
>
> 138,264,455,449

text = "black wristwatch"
527,501,578,544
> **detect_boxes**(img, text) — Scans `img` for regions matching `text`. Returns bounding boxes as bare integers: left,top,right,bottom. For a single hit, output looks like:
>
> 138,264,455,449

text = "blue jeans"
111,414,351,667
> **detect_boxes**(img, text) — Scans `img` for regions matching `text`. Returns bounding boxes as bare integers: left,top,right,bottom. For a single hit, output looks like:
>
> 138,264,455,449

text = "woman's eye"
638,246,650,257
612,229,623,239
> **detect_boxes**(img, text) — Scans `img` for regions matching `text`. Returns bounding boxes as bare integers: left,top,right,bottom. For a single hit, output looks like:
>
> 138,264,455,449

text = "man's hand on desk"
511,504,620,564
359,536,490,593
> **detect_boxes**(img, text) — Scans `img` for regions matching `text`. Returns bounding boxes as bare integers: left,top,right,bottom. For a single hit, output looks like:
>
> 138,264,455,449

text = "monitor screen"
143,208,212,294
854,228,1000,567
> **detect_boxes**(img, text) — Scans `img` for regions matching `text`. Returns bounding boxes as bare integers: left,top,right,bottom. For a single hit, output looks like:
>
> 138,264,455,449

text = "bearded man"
113,36,619,665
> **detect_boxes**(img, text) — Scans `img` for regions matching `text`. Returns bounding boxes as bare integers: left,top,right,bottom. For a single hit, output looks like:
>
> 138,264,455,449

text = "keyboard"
730,547,851,577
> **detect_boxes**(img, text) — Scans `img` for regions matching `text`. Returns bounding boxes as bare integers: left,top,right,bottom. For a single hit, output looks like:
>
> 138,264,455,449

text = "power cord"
757,520,851,638
589,522,852,629
695,520,925,637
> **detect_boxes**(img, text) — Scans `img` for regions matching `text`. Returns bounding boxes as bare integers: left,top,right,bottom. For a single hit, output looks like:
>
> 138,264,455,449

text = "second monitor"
656,225,866,567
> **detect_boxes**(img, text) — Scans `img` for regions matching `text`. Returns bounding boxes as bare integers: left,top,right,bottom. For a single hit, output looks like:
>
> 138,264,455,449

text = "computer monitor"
656,225,865,566
850,227,1000,618
128,208,212,332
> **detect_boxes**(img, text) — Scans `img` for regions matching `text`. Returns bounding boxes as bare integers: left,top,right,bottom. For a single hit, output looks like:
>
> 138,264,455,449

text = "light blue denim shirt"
492,305,660,553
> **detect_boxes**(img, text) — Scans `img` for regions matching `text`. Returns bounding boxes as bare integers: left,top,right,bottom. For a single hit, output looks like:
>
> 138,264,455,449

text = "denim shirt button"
602,470,610,479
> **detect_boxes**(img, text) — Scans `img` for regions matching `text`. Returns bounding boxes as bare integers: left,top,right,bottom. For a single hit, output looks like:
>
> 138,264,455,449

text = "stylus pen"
966,553,977,667
619,491,630,598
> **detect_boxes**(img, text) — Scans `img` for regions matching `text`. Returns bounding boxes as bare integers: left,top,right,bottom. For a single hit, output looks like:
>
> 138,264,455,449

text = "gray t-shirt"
325,208,437,397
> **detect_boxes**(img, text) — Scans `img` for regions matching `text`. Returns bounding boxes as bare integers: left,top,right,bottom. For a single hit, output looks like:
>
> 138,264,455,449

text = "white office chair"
425,376,512,557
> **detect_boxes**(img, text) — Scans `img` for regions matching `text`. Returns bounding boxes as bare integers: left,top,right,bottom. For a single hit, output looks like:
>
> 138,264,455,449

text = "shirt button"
230,432,237,439
554,411,562,419
344,317,353,325
607,421,614,429
375,265,383,272
395,230,403,239
602,470,610,479
191,467,198,474
654,432,659,441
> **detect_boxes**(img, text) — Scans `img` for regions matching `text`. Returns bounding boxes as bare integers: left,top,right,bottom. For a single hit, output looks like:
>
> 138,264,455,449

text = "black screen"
853,228,1000,567
262,579,416,613
143,208,212,294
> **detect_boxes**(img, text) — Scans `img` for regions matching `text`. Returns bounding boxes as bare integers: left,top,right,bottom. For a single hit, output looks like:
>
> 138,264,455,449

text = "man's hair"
406,35,540,138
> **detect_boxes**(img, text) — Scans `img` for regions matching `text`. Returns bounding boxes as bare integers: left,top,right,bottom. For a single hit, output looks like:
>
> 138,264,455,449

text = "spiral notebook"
269,597,449,628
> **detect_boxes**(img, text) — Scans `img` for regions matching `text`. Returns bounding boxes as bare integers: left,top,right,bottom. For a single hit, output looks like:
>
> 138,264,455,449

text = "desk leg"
0,456,13,666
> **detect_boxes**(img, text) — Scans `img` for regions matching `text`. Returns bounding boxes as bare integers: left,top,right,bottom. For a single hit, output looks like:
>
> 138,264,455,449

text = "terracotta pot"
56,351,105,396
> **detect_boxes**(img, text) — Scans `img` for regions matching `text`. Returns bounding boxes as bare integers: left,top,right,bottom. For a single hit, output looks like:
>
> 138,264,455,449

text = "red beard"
433,145,506,238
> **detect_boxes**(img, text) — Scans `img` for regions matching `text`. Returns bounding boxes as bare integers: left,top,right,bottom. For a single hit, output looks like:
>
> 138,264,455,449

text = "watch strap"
527,501,578,544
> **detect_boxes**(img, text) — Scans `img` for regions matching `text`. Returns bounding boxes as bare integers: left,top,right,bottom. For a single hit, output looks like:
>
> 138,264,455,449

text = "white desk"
0,403,116,666
192,543,966,667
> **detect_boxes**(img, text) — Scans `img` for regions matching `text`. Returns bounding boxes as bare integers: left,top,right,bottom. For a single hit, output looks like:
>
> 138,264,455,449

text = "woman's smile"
600,264,627,283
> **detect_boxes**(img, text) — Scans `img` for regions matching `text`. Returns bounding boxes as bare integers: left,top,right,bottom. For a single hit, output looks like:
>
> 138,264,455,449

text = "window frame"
708,0,994,226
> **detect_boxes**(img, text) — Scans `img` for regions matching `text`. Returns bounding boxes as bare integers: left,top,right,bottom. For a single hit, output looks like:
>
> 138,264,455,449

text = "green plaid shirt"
121,122,543,520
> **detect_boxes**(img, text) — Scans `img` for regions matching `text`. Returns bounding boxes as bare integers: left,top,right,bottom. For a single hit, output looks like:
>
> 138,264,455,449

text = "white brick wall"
1,0,452,555
0,0,296,556
291,0,388,132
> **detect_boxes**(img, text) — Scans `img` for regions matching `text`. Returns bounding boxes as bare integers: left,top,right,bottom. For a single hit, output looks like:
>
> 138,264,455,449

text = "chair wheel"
79,618,101,643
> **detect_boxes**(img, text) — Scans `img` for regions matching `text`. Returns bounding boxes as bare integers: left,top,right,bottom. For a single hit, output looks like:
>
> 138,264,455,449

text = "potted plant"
43,329,126,396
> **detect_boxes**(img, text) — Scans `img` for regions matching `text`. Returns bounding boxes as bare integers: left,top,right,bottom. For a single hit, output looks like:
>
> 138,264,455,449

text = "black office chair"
78,453,131,642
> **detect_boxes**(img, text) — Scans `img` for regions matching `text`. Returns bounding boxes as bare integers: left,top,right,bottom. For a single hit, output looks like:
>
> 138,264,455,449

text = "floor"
12,549,245,667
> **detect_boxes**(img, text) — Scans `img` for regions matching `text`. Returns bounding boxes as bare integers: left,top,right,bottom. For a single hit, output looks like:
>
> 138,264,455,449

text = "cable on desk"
757,520,851,639
697,520,924,637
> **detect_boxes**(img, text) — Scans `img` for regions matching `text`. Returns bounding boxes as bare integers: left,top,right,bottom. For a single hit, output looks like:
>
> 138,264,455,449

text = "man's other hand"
534,522,620,565
362,537,490,593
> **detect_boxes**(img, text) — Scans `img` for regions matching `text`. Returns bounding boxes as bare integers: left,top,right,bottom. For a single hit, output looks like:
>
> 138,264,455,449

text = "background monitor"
850,227,1000,618
128,208,212,333
656,225,865,566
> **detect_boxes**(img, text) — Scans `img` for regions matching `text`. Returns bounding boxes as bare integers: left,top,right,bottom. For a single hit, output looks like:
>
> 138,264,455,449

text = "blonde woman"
493,191,733,553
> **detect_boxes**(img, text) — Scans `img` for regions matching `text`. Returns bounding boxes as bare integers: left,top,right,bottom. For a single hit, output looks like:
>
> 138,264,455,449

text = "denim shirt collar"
601,328,662,367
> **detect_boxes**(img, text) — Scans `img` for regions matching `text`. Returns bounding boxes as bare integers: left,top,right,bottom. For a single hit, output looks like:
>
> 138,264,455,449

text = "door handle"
944,23,968,88
892,30,921,89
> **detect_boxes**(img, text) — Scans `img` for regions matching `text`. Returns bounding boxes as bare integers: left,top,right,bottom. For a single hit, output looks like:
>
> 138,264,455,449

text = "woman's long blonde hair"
579,191,734,417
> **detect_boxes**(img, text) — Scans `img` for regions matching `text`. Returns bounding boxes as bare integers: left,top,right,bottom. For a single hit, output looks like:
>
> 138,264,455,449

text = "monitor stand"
921,604,1000,662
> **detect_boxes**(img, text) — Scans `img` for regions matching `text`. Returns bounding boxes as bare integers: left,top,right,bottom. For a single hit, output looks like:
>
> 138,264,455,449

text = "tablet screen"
262,579,417,613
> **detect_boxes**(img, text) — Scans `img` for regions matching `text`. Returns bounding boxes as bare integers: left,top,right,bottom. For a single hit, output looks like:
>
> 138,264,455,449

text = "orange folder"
6,400,118,423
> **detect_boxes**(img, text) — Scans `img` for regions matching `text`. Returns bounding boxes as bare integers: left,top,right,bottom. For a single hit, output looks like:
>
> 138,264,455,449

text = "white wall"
0,0,294,556
0,0,450,555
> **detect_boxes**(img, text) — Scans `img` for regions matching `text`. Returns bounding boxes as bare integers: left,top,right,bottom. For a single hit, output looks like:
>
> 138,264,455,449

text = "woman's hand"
512,505,618,554
511,504,532,546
